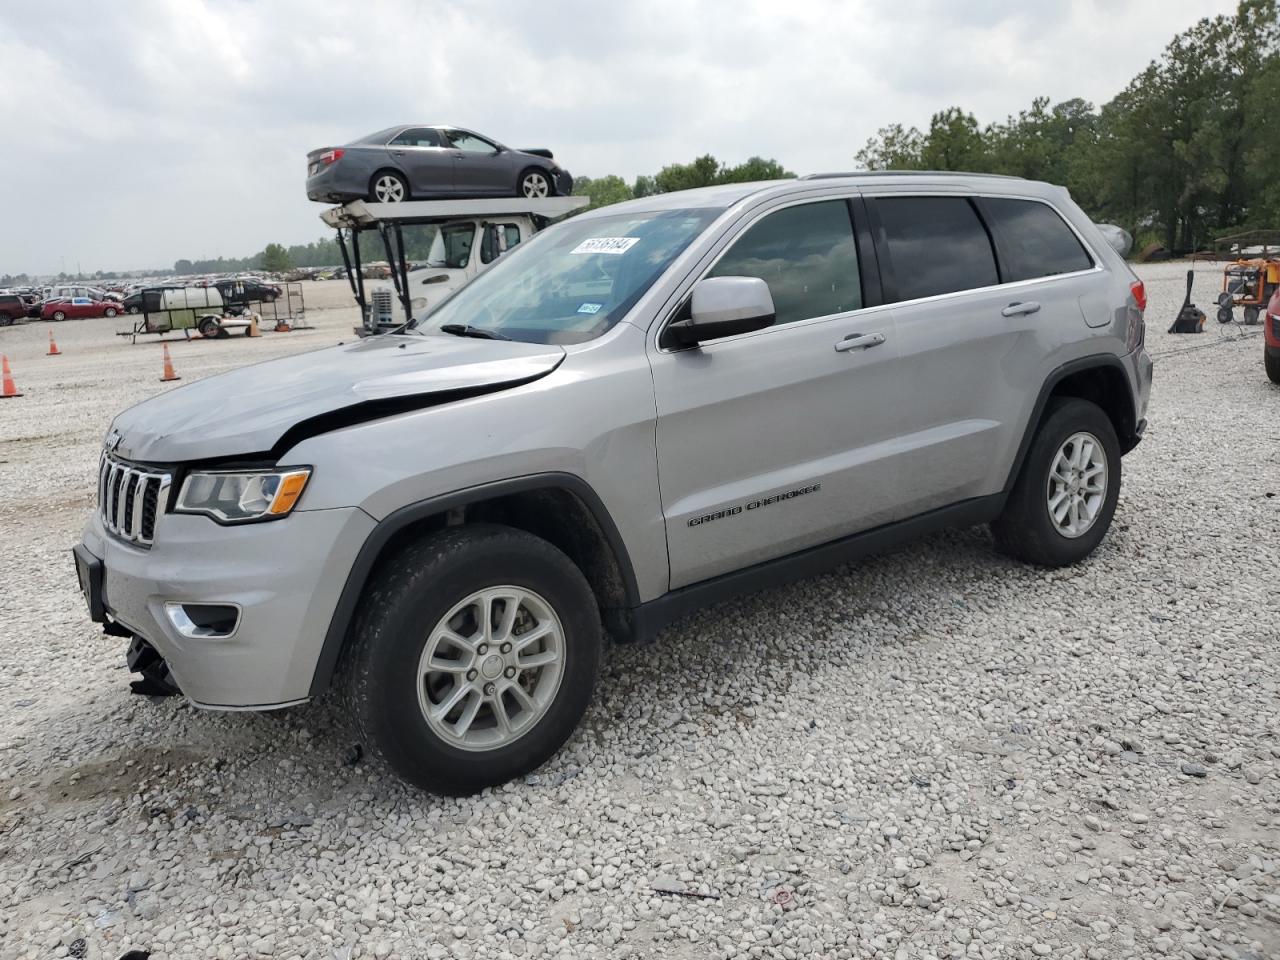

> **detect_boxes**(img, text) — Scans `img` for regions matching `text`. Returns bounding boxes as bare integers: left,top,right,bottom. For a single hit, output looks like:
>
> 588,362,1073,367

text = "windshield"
411,208,719,344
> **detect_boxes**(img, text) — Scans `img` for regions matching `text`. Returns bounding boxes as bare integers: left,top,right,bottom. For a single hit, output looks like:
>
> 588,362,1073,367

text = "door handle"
1001,301,1041,317
391,150,406,157
834,332,886,352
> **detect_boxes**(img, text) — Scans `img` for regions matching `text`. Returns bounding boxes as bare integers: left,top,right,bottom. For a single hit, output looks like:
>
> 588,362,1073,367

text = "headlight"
175,468,311,523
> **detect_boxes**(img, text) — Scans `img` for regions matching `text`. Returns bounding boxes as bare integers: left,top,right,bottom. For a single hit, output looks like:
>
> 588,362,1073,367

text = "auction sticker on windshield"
571,237,639,255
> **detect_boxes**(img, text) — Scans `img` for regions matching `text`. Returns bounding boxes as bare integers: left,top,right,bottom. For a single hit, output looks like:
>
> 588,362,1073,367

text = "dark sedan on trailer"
306,125,573,204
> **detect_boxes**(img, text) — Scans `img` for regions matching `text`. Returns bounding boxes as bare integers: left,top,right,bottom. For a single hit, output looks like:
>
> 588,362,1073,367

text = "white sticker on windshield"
577,302,602,314
571,237,639,255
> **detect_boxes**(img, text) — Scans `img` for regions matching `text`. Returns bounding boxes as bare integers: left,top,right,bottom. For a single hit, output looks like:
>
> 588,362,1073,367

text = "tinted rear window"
980,197,1093,281
876,196,998,302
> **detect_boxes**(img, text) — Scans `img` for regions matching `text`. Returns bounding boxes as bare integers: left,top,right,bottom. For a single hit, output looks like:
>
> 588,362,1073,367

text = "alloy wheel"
1046,431,1107,538
521,173,550,198
374,175,406,203
417,586,566,752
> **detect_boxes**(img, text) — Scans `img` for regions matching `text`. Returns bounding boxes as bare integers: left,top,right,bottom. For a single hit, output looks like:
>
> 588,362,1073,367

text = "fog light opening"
165,602,241,639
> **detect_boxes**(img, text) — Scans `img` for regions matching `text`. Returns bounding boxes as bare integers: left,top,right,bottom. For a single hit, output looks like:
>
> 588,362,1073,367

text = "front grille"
98,453,170,547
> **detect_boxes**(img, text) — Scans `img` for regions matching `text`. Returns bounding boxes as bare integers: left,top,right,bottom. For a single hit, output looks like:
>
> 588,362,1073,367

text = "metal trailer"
320,197,588,333
122,286,252,344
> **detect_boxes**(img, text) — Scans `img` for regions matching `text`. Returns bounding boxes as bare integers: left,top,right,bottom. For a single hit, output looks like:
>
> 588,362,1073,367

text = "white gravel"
1,267,1277,960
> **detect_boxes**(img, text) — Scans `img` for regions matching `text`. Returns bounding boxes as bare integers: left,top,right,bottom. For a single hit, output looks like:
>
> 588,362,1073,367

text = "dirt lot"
0,266,1277,960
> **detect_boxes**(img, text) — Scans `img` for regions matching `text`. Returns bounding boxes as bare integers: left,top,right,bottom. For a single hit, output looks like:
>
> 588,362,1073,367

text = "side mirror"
662,276,775,348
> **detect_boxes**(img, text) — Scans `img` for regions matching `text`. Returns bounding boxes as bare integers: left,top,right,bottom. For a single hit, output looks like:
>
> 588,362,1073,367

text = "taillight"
320,149,344,166
1129,279,1147,313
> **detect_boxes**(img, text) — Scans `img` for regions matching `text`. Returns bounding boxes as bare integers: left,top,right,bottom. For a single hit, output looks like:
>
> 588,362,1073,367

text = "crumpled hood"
110,334,564,463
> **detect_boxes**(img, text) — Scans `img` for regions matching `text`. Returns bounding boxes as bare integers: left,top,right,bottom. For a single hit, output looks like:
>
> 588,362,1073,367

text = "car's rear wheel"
370,171,409,204
1266,347,1280,384
343,524,601,795
519,169,552,198
52,310,66,322
992,398,1121,568
197,316,220,339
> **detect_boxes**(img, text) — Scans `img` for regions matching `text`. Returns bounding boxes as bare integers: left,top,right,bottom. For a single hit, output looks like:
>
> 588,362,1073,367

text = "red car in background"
1266,285,1280,384
41,297,122,321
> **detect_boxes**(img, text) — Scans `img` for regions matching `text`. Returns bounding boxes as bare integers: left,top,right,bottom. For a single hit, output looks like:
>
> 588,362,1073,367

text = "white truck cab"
320,197,588,336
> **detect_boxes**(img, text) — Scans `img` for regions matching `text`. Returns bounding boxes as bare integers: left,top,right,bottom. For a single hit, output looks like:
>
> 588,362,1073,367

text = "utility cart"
320,196,588,336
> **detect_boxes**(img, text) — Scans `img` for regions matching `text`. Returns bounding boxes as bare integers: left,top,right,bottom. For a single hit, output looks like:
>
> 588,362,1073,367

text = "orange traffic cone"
0,355,22,398
248,315,261,337
160,344,181,382
47,329,61,356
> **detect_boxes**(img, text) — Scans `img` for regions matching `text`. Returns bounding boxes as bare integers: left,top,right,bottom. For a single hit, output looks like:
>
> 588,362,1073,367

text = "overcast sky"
1,0,1235,276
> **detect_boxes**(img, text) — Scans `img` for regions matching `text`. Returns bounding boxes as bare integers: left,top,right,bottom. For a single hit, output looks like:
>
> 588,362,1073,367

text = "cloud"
0,0,1236,274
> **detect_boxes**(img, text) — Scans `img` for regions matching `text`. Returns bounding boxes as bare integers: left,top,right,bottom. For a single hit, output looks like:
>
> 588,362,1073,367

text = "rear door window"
708,199,861,326
389,128,441,147
874,196,998,302
978,197,1093,281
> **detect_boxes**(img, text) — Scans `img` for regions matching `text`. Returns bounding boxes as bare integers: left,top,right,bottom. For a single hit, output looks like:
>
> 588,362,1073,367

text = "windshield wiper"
438,323,511,341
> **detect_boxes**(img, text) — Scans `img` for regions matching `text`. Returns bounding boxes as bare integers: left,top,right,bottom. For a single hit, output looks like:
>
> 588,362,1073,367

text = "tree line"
161,0,1275,274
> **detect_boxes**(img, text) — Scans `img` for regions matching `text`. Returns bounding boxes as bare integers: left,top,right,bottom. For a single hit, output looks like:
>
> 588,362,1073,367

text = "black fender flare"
1002,354,1139,494
308,472,640,696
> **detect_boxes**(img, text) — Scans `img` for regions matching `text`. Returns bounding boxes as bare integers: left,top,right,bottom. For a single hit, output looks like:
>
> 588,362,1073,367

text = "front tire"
104,307,117,317
52,310,66,322
343,525,601,795
992,398,1121,567
518,169,552,198
197,316,220,338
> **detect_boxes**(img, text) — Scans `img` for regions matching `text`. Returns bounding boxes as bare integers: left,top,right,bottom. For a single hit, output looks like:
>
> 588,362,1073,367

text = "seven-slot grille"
98,453,170,546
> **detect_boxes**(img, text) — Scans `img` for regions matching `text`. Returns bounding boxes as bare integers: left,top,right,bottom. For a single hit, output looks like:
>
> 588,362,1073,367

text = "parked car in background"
42,297,121,321
214,277,281,308
306,125,573,204
0,293,27,325
48,284,108,302
1265,285,1280,384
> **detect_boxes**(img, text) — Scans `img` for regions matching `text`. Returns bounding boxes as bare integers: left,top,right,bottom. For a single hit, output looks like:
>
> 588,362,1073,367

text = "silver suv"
74,173,1153,794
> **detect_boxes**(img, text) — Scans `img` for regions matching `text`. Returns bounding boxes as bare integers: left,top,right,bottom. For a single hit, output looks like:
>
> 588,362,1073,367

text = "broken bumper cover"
76,506,375,709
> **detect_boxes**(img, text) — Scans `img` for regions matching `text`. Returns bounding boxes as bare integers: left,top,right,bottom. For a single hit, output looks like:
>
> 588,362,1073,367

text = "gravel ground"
0,264,1277,960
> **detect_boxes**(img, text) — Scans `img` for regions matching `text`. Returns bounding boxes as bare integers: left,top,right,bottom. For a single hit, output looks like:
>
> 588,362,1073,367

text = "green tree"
572,174,634,210
261,243,291,273
919,108,989,171
855,123,925,170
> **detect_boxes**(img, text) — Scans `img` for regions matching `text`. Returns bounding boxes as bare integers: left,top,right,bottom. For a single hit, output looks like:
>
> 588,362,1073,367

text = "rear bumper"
77,506,375,709
306,164,365,204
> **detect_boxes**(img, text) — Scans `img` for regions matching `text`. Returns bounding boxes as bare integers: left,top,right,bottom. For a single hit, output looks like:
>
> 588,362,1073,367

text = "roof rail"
800,170,1025,181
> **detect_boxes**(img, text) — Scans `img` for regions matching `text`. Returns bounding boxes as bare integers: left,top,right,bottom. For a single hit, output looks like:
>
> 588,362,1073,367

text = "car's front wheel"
52,310,66,322
127,305,140,314
518,169,552,198
992,398,1121,567
344,525,601,795
104,307,117,317
369,171,409,204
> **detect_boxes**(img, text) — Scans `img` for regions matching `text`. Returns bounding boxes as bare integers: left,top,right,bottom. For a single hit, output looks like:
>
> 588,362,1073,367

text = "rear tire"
343,524,602,795
992,398,1121,568
197,316,220,338
1266,347,1280,385
369,171,409,204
